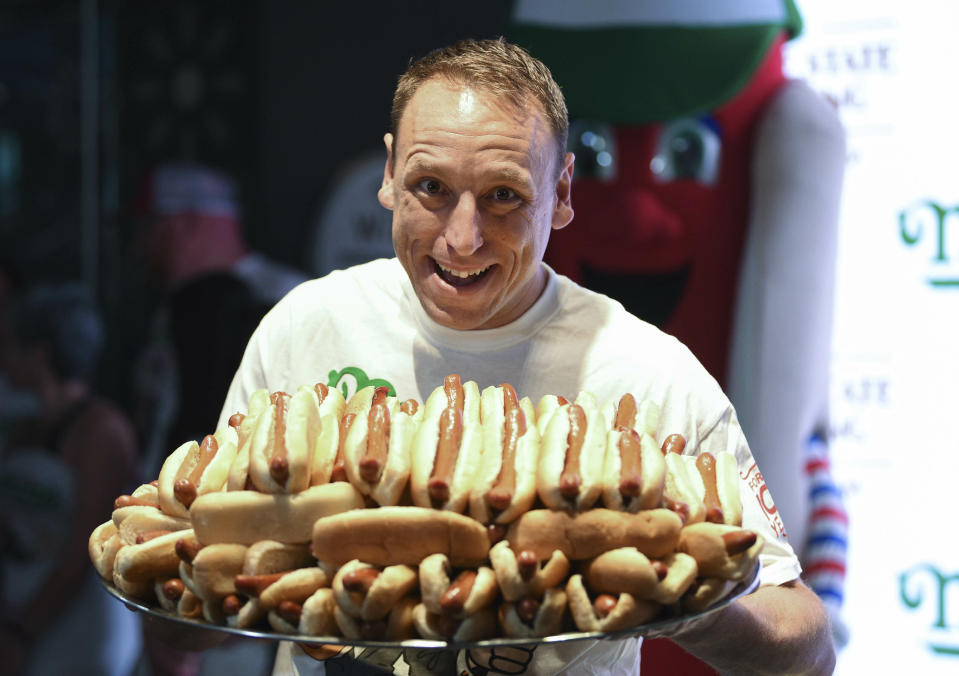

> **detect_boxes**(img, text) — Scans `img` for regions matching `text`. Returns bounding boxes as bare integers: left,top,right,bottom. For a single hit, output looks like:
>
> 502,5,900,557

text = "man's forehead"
401,77,539,132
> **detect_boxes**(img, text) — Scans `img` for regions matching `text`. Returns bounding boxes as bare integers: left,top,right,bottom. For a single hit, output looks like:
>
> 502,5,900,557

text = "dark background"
0,0,515,407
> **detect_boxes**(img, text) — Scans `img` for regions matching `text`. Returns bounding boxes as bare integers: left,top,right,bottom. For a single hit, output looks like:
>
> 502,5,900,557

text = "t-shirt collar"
402,263,561,352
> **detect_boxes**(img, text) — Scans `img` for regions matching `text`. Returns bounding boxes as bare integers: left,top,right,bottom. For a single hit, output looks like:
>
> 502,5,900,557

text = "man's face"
379,78,574,330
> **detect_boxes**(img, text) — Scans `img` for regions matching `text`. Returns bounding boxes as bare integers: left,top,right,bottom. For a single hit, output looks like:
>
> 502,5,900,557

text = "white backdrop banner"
786,1,959,672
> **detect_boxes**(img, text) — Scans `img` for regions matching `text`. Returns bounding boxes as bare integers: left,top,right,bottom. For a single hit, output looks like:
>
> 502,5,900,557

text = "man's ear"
551,151,575,231
377,133,395,210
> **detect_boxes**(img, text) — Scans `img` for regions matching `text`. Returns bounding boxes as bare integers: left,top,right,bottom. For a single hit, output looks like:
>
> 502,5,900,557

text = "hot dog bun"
186,543,247,602
582,547,661,599
678,522,763,581
158,426,239,518
410,375,483,513
469,383,540,524
498,587,567,638
247,387,318,494
113,529,193,583
649,552,699,605
89,520,123,581
418,553,497,618
299,587,340,636
342,385,419,506
566,574,660,632
190,482,365,545
226,388,270,490
536,391,612,511
488,540,570,602
663,448,743,526
243,540,314,576
307,383,347,486
601,427,666,513
332,559,418,621
336,595,417,641
507,508,682,561
312,506,490,568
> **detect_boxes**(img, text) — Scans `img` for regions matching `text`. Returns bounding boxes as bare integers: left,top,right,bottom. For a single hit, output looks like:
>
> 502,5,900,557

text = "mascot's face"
380,78,574,331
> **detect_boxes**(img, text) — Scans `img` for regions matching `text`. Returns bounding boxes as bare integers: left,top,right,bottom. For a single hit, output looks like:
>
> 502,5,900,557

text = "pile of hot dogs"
89,374,762,643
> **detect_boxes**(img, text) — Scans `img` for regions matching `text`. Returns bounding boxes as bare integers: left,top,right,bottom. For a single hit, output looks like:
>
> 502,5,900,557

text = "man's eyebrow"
487,166,532,186
405,158,435,173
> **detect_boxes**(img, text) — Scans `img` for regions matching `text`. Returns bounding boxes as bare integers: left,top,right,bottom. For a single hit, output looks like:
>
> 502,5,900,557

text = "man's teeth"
438,263,489,279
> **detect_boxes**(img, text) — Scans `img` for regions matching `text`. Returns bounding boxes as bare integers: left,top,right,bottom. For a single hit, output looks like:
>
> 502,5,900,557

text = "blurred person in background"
134,162,308,481
0,282,141,676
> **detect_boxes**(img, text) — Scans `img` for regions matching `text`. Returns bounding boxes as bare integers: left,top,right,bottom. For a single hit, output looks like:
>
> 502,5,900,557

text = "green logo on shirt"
328,366,396,401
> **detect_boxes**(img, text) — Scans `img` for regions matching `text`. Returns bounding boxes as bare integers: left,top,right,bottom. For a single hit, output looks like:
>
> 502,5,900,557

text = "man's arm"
670,578,835,676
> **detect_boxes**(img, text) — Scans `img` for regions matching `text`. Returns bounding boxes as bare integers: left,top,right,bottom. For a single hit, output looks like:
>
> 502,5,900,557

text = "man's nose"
444,193,484,255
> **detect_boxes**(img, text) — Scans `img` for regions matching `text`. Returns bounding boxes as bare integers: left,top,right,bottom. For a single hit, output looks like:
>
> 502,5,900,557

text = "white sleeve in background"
727,78,846,548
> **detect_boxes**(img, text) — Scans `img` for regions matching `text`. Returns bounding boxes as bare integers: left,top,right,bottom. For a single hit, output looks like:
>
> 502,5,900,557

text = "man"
218,38,835,675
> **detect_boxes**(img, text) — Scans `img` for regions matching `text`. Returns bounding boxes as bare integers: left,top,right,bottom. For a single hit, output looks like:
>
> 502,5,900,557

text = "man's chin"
421,304,486,331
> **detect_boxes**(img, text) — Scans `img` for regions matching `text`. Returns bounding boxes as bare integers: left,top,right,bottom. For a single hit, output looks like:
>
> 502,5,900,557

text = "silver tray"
102,562,759,649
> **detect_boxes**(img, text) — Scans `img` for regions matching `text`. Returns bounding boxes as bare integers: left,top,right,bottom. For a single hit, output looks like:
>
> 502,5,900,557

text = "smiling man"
217,38,834,675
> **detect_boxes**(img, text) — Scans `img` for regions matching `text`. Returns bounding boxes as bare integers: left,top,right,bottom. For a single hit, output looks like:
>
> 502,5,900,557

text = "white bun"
190,482,365,545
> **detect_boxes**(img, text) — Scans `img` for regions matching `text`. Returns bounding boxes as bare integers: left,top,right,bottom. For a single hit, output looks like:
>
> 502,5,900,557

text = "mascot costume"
508,1,849,670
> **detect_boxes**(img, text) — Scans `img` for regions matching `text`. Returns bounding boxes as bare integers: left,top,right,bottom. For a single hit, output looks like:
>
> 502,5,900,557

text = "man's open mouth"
435,261,492,287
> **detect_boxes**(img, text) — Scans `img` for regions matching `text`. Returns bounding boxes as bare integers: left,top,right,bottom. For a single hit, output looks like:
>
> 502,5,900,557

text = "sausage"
277,600,303,625
696,453,725,523
444,374,465,412
661,433,686,455
114,495,158,509
722,530,758,556
428,406,462,507
486,384,526,512
161,578,185,602
135,530,171,544
342,567,381,593
593,594,617,618
517,597,540,624
360,401,390,484
517,550,539,582
173,434,219,509
614,393,637,430
234,572,287,598
617,428,643,499
662,495,690,524
268,392,291,486
222,594,243,616
314,382,329,405
175,534,202,564
559,404,587,499
439,570,478,613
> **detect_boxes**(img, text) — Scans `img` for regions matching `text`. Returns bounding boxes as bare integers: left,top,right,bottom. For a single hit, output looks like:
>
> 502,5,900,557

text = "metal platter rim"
101,561,760,649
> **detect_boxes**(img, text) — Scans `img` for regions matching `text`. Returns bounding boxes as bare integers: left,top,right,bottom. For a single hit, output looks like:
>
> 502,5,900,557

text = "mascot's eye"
568,120,616,181
650,117,721,185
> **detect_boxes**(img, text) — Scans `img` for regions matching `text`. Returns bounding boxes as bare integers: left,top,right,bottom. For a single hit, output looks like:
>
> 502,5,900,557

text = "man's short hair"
9,282,104,382
390,37,569,173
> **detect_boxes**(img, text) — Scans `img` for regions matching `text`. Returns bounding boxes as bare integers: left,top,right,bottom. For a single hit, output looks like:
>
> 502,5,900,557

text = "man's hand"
666,579,836,676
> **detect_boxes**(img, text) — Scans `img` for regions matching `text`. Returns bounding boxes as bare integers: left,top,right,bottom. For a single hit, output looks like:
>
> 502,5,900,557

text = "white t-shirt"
218,258,801,675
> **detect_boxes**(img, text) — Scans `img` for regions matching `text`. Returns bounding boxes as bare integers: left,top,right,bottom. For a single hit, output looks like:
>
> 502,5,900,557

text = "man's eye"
418,179,442,194
492,187,516,201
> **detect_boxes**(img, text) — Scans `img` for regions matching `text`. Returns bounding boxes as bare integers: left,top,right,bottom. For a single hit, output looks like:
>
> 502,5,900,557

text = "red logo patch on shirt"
740,462,787,539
